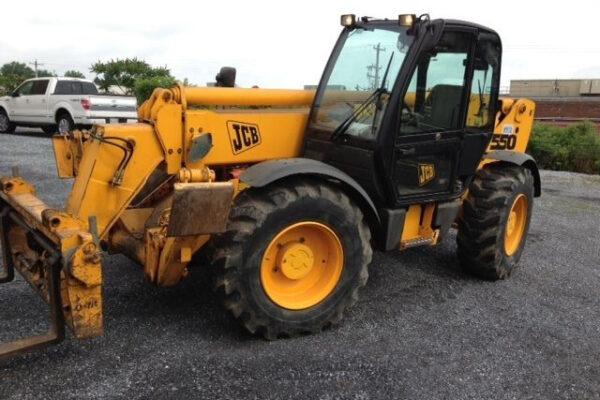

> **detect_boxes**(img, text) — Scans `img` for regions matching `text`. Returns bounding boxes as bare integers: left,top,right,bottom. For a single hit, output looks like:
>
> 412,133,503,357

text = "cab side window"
70,82,84,94
400,32,472,134
466,37,500,129
82,82,98,95
14,81,34,96
54,81,77,95
54,81,96,95
31,80,49,95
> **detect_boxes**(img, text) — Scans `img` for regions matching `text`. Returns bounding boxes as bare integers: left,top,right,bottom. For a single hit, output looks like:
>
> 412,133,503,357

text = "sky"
2,0,600,90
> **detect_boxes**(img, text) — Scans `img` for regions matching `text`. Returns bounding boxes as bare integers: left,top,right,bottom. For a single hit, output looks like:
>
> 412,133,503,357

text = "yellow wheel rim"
260,222,344,310
504,194,528,256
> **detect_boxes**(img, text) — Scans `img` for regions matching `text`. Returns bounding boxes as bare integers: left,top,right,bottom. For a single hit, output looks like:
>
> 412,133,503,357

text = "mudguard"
240,158,381,228
483,150,541,197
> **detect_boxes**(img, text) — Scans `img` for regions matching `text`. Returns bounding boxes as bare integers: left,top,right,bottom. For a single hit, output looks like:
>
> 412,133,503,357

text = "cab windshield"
312,25,414,141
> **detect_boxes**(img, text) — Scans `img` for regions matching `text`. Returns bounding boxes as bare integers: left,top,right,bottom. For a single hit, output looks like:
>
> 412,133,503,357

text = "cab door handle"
397,146,415,155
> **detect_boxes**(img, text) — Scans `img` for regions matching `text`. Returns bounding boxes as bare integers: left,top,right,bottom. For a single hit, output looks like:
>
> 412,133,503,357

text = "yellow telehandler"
0,14,540,359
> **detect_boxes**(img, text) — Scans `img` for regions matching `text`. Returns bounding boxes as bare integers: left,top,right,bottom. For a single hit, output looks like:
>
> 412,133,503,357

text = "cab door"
8,80,34,123
28,79,50,123
389,29,497,205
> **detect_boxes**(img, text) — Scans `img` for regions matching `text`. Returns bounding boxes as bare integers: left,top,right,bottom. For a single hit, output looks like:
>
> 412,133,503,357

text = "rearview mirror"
10,91,19,97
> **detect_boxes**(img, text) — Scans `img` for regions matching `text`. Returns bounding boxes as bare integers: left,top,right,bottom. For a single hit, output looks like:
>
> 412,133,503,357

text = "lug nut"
83,243,96,255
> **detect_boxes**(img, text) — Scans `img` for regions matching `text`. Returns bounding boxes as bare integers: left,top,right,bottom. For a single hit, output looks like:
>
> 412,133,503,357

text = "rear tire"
212,178,372,339
0,110,16,133
56,112,74,134
457,165,534,280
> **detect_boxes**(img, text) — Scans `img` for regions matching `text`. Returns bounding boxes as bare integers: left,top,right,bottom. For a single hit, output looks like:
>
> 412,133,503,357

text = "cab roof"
355,16,498,36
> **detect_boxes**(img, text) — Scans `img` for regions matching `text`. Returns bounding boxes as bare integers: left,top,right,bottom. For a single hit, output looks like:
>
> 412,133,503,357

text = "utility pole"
28,59,44,78
366,43,385,90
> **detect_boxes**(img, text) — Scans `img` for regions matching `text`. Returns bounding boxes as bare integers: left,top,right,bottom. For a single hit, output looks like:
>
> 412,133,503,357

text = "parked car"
0,77,138,134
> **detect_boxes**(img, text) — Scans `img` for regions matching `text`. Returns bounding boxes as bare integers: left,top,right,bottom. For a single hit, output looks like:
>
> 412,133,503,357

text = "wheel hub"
506,211,517,237
58,119,70,133
260,221,344,310
278,242,314,280
504,194,528,256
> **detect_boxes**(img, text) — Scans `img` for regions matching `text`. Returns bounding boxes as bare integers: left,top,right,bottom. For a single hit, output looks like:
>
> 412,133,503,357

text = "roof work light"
340,14,356,27
399,14,417,28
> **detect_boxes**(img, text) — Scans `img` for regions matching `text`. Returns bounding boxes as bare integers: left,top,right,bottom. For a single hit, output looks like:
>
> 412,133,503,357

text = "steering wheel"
400,101,416,125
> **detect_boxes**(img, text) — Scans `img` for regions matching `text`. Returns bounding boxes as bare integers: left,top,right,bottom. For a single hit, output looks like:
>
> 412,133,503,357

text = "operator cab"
304,14,501,207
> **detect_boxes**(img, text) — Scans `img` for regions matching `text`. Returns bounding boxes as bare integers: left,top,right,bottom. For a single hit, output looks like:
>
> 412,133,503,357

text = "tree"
134,76,177,105
64,70,86,79
0,62,35,94
90,58,172,95
36,69,56,78
182,77,196,87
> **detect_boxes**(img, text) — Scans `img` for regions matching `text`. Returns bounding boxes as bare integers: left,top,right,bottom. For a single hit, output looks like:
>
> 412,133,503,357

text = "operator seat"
422,84,463,129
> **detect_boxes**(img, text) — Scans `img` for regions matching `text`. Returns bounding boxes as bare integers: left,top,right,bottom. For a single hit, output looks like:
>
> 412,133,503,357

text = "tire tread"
457,165,534,280
212,178,372,339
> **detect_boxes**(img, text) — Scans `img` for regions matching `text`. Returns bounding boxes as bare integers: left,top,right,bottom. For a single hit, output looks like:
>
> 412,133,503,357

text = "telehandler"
0,14,540,359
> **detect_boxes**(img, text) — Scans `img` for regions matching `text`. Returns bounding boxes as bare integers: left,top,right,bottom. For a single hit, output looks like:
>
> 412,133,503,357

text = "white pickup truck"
0,77,138,134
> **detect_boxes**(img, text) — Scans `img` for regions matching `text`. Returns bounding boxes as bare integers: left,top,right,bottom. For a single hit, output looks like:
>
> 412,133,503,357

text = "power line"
366,43,385,90
28,59,44,77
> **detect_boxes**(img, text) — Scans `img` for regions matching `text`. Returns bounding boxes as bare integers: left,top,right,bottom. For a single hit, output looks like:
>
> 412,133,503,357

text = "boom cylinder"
176,86,315,107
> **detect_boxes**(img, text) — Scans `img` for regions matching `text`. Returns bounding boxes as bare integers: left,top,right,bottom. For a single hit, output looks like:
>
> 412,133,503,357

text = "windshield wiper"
330,52,395,142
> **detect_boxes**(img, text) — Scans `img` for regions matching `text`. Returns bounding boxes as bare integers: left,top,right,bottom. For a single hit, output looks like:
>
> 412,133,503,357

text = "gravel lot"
0,130,599,399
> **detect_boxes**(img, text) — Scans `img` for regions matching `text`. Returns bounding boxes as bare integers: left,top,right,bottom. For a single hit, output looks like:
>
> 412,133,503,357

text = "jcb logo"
227,121,261,154
418,163,435,186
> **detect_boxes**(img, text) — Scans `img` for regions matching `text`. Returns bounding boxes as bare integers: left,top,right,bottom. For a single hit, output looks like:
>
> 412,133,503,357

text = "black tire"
457,165,534,280
212,178,372,339
56,112,74,134
41,125,57,135
0,109,16,133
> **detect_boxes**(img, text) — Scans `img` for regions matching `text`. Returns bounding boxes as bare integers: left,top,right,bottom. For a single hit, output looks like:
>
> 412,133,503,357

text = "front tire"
212,179,372,339
0,110,16,133
56,113,74,134
457,165,534,280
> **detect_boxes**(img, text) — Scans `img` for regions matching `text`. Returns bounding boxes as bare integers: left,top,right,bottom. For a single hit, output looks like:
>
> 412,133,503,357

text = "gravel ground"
0,130,599,400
